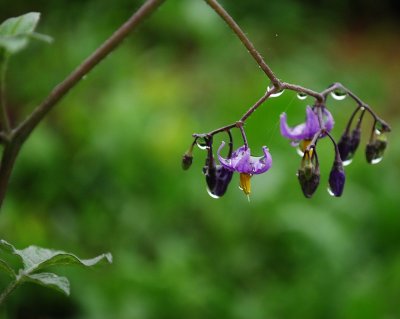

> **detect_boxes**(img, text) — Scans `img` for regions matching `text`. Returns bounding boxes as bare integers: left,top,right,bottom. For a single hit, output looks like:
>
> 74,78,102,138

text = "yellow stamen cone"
239,173,252,196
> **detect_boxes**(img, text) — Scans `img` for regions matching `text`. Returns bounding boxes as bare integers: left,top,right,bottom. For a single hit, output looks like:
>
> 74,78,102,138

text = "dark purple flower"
337,127,361,164
280,106,334,142
328,160,346,197
203,162,233,198
217,142,272,174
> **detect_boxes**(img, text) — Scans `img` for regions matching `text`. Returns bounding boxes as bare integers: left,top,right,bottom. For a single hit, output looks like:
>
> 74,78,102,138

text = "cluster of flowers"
182,98,390,199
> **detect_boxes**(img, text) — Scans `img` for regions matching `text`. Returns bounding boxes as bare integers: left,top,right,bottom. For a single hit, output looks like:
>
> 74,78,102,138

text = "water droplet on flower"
342,158,353,166
330,89,347,101
206,187,220,199
370,156,383,165
267,85,285,97
297,92,307,100
296,146,304,157
327,187,335,197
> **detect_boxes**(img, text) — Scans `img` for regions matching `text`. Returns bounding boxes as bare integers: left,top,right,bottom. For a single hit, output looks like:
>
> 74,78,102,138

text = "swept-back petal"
280,106,334,142
280,106,319,140
322,107,334,132
218,142,272,174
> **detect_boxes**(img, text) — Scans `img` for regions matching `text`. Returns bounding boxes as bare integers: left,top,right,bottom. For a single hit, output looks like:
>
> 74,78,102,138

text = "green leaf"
24,272,70,296
0,258,16,278
0,239,112,273
0,12,51,54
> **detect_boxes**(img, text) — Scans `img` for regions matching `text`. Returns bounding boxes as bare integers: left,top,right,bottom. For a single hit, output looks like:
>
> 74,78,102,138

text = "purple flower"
280,106,334,142
217,142,272,174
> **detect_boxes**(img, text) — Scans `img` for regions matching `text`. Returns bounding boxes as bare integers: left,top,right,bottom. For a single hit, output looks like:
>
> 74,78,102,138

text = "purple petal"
322,107,334,132
248,146,272,174
217,142,272,174
280,106,320,140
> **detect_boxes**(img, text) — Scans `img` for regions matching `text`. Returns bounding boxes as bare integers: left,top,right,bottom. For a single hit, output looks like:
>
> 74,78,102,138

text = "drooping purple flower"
203,162,233,198
280,106,334,142
217,142,272,174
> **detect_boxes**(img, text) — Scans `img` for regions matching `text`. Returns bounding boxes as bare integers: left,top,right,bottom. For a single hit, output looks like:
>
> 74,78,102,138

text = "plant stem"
0,0,166,209
204,0,324,102
204,0,280,88
0,278,19,306
0,55,11,135
322,82,391,130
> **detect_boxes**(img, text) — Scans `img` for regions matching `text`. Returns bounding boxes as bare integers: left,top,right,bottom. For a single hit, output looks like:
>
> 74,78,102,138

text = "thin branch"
281,82,323,102
14,0,166,143
204,0,280,88
0,0,166,209
322,82,391,131
0,55,11,134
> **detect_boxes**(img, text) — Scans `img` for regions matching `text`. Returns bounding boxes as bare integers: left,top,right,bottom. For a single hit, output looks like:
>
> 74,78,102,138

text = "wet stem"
197,1,390,141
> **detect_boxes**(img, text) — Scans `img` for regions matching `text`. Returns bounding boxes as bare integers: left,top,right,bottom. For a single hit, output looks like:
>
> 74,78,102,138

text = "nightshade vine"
182,0,391,200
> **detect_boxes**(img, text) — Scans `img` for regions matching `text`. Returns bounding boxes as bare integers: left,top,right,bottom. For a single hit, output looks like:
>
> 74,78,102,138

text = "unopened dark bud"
182,153,193,170
338,127,361,164
328,160,345,197
350,127,361,154
203,163,233,198
298,166,320,198
298,149,320,198
366,139,387,164
366,127,387,164
337,133,352,162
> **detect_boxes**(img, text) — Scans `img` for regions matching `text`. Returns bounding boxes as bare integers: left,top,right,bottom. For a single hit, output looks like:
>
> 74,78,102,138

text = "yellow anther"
239,173,252,196
300,139,312,153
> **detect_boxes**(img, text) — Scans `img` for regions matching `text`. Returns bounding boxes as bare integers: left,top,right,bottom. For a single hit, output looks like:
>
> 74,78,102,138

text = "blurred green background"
0,0,399,318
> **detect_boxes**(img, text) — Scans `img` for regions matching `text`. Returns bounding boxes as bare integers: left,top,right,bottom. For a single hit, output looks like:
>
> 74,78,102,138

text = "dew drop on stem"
267,85,285,97
330,89,347,101
297,92,307,100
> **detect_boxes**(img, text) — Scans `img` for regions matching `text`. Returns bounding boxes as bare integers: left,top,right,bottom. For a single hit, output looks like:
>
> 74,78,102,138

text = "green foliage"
0,239,112,297
0,0,398,318
0,12,52,55
0,258,15,278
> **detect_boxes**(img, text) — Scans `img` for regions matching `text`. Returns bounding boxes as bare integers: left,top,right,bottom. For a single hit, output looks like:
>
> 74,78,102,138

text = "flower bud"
202,136,233,198
328,160,345,197
203,163,233,198
337,127,361,164
297,148,320,198
182,152,193,170
366,130,387,164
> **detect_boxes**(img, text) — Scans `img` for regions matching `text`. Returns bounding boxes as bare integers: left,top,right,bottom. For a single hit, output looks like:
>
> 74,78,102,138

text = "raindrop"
267,85,285,97
330,90,347,101
207,187,220,199
196,138,208,150
297,92,307,100
296,146,304,157
327,187,336,196
342,158,353,166
370,157,383,165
